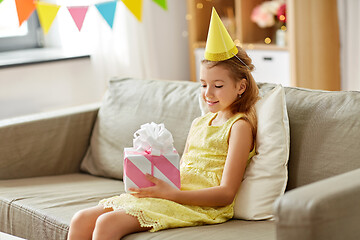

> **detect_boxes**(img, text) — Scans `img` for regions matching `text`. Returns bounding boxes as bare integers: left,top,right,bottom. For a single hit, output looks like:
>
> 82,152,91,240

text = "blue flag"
95,0,117,28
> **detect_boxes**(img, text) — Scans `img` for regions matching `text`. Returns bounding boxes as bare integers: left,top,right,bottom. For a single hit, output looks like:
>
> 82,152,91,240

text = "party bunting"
67,6,89,31
36,2,61,34
152,0,167,10
95,1,117,28
122,0,143,22
15,0,36,26
12,0,168,33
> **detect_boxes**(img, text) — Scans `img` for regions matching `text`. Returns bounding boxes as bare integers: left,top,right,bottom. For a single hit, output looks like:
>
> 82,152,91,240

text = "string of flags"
7,0,168,34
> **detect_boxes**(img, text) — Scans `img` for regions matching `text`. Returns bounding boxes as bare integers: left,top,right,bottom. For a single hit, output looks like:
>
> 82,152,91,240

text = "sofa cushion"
0,174,123,240
283,87,360,190
81,78,201,179
0,174,276,240
123,219,275,240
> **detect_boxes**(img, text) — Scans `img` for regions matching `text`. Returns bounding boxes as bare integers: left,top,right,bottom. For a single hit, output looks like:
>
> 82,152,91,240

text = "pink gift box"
123,148,181,192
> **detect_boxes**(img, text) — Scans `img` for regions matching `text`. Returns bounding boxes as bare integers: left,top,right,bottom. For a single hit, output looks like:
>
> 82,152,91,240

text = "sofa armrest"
0,103,100,180
274,168,360,240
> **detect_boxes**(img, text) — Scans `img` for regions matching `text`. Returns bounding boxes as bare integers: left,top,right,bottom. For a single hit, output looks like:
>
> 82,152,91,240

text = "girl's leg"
92,210,151,240
67,205,113,240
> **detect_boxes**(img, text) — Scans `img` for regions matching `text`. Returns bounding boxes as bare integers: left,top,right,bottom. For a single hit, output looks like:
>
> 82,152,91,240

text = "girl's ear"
238,78,247,95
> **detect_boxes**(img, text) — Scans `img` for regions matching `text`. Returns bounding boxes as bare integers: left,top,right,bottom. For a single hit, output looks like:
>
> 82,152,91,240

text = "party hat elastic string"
232,53,251,70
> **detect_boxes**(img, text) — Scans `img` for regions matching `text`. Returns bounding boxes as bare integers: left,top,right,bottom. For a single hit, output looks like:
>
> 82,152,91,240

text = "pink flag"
67,6,89,31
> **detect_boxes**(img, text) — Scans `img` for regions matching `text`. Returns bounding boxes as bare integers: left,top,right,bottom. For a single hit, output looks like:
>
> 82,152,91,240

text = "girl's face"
200,64,246,114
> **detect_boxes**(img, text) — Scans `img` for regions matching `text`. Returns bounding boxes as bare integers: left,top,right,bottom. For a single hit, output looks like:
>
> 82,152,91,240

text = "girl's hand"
129,174,178,201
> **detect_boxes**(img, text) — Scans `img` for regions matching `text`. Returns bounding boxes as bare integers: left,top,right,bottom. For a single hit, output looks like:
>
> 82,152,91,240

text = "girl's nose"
205,87,213,98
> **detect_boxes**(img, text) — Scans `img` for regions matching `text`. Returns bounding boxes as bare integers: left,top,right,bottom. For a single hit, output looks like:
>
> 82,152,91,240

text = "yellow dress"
99,112,256,232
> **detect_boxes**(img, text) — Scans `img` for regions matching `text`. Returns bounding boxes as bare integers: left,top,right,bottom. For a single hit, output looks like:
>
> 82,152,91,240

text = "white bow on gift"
133,122,174,156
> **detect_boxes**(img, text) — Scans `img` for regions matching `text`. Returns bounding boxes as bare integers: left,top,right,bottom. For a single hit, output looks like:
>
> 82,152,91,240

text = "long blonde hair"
201,46,260,139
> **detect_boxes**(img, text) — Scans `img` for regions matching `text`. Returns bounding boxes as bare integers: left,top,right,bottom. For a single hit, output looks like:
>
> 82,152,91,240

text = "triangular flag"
152,0,167,10
15,0,36,26
95,1,117,29
36,2,61,34
67,6,89,31
122,0,143,22
205,7,238,61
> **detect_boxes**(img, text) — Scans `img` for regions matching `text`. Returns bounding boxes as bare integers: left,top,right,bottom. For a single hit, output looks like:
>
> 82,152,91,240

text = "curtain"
91,1,190,83
337,0,360,91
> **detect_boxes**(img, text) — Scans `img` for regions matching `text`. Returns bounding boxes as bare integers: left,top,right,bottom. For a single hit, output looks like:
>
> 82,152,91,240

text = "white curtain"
91,1,190,83
337,0,360,91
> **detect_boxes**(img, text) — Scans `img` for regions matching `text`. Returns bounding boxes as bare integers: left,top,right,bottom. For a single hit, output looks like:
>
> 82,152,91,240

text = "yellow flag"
36,2,61,34
205,7,238,61
122,0,143,22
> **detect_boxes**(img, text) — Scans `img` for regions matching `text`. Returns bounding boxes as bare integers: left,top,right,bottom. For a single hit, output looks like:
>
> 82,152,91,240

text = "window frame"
0,12,42,52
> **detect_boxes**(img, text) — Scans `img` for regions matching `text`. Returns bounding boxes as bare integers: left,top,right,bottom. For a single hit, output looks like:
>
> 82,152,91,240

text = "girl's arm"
130,119,253,207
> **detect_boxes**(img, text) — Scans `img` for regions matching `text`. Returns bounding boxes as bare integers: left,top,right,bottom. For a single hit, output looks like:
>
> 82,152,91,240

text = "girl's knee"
68,208,98,240
94,213,115,235
70,206,107,228
93,211,144,239
70,209,84,227
71,208,91,225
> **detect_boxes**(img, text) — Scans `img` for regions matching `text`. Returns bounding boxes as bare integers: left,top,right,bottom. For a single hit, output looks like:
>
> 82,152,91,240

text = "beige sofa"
1,78,360,240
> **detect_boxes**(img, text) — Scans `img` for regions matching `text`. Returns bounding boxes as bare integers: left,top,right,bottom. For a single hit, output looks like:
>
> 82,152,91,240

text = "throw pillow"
80,78,201,180
234,84,290,219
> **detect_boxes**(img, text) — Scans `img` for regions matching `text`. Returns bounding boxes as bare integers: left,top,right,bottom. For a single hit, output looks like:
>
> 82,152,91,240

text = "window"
0,0,42,52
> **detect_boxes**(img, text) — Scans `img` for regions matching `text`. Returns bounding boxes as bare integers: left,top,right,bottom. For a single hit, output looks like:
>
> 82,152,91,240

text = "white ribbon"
133,122,174,156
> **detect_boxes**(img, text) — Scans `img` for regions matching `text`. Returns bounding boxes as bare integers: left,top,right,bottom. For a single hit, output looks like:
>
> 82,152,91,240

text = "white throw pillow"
233,84,290,220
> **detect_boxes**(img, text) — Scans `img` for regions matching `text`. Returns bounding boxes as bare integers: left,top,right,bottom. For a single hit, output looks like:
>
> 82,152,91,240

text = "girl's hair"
201,46,260,139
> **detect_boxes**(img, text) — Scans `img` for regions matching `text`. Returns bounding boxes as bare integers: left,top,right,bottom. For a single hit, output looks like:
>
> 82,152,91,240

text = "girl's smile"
205,100,219,106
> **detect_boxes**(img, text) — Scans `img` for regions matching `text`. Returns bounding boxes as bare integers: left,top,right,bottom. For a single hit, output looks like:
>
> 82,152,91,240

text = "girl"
67,46,259,240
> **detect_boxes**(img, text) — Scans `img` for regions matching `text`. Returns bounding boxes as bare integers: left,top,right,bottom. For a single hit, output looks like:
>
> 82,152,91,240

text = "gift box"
123,123,181,192
123,148,180,192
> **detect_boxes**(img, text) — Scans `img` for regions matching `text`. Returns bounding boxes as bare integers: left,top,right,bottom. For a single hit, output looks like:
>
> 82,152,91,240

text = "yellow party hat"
205,7,238,61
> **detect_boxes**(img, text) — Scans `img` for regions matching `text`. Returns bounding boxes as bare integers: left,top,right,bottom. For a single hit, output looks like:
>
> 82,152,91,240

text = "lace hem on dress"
99,198,164,232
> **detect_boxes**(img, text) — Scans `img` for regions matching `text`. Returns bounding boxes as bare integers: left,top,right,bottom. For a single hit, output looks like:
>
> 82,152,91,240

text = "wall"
89,1,190,82
0,57,106,120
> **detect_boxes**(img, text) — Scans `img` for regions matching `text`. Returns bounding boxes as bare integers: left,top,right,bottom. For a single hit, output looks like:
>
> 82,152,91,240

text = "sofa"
1,78,360,240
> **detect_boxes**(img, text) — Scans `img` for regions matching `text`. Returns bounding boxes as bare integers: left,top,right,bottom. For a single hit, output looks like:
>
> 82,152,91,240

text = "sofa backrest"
282,85,360,190
228,82,360,191
82,78,360,190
